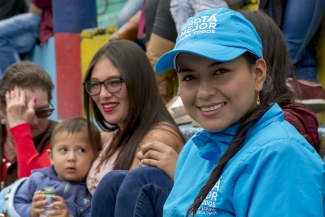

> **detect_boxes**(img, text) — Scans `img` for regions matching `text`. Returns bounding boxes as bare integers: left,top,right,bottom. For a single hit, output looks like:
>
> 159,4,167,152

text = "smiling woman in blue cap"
158,8,324,216
90,8,324,217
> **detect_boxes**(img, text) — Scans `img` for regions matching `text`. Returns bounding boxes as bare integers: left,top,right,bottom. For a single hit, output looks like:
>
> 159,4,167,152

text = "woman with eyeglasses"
82,40,185,213
0,61,58,191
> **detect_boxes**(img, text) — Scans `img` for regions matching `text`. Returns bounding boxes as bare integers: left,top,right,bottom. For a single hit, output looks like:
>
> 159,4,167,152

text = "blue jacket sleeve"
174,139,194,181
233,138,324,217
13,174,39,217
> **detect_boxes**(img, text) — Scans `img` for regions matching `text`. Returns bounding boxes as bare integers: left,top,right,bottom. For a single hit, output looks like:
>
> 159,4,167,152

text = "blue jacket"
164,104,325,216
13,166,91,217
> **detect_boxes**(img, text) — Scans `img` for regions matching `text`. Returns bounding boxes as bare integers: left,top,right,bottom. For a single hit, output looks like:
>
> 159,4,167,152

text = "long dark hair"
240,10,295,105
83,40,184,170
187,11,296,215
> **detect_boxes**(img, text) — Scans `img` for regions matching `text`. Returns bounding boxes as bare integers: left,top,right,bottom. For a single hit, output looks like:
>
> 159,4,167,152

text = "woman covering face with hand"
0,61,57,190
155,8,324,216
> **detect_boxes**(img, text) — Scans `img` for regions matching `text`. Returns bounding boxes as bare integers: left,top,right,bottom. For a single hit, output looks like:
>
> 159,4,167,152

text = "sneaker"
166,95,193,125
286,78,325,113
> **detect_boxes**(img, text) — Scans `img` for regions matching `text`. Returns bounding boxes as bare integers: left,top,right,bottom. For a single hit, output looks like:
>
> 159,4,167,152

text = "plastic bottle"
39,186,55,217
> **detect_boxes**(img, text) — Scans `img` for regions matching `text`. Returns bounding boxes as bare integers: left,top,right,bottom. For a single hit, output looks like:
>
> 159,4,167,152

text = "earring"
257,92,260,105
0,116,5,125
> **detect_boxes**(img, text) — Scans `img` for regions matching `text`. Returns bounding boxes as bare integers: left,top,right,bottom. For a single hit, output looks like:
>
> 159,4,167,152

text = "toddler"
13,117,101,217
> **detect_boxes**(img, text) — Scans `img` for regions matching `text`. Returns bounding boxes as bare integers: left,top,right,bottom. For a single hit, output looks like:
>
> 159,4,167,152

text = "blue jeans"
281,0,325,82
0,13,41,78
170,0,228,32
117,0,144,28
91,166,173,217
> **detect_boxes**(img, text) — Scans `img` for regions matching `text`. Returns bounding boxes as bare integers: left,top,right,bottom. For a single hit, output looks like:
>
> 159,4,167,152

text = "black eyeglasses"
35,102,55,118
83,77,124,96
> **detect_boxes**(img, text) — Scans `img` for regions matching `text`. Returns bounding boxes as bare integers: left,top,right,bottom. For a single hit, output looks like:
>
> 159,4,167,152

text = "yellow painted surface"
230,1,258,11
316,16,325,125
242,4,258,11
81,25,117,80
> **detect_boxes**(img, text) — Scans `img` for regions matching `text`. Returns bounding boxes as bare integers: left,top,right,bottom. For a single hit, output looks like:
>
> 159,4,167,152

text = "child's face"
176,52,266,132
48,131,96,182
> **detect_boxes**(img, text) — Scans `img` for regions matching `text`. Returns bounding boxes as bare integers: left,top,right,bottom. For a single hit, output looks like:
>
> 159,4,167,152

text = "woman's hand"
47,195,71,217
5,87,36,128
137,141,178,181
30,4,43,16
30,191,47,217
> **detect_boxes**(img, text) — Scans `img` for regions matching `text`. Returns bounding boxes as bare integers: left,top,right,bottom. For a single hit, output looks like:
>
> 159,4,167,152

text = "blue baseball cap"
155,8,263,73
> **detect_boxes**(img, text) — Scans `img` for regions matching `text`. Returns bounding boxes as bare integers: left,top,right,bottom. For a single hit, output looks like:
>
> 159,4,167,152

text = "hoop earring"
257,92,260,105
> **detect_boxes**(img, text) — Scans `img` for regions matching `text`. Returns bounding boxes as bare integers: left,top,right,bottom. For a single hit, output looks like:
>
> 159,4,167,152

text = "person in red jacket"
0,61,58,191
0,0,53,79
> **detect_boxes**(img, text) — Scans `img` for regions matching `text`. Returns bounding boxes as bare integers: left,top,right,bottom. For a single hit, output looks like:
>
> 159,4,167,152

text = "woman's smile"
197,102,226,117
101,102,119,112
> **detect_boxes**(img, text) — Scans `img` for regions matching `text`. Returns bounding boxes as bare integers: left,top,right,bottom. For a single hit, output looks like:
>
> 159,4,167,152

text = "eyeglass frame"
35,102,55,118
83,77,124,96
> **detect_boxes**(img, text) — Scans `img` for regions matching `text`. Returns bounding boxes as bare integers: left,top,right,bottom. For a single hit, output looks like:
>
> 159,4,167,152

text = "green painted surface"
96,0,128,27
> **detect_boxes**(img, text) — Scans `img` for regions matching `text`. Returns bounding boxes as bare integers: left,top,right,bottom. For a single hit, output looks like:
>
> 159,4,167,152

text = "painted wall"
81,26,116,79
97,0,127,27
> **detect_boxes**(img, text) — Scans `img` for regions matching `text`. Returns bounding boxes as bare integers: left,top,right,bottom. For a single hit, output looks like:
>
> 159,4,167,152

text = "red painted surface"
55,33,82,119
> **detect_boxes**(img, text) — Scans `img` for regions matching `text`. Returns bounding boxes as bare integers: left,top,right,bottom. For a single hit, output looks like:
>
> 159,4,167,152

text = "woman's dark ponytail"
187,52,274,216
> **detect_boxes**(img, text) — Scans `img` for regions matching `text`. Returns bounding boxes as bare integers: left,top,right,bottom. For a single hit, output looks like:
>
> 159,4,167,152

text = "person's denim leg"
171,0,228,33
190,0,228,16
281,0,325,82
0,13,40,77
90,170,129,217
294,36,319,82
115,166,173,217
90,167,172,217
117,0,144,28
170,0,195,33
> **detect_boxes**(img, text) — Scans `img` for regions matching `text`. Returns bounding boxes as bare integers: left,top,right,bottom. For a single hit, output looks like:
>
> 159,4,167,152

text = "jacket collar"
192,103,283,161
33,165,87,185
